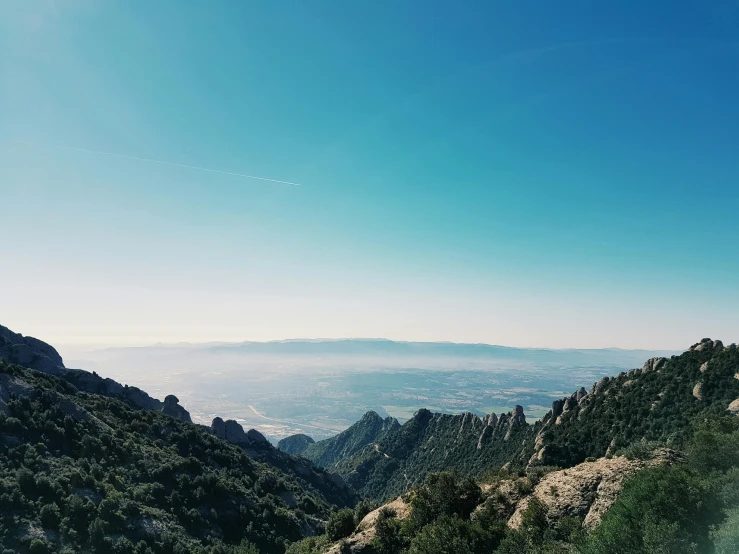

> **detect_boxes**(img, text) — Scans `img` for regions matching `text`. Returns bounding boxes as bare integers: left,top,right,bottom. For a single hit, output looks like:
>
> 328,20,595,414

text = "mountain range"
1,323,737,553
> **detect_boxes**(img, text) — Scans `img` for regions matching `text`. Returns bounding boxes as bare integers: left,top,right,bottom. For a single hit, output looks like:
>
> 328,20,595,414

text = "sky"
1,1,738,350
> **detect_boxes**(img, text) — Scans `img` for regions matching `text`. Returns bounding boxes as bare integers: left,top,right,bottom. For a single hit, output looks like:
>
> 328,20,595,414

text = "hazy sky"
2,2,738,349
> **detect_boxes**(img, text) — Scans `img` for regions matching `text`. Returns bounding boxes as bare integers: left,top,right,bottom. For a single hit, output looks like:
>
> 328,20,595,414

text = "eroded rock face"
0,324,193,422
0,325,65,375
693,382,704,401
509,451,676,530
504,405,526,441
728,399,739,416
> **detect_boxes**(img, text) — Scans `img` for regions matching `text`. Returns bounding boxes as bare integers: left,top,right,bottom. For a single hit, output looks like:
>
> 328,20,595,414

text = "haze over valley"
63,339,675,441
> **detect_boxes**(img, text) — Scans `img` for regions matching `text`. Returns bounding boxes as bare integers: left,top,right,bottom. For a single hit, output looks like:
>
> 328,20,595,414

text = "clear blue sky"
2,1,738,349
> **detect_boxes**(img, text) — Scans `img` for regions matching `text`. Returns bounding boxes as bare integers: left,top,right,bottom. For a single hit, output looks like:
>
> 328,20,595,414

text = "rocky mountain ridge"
0,324,192,423
294,338,739,503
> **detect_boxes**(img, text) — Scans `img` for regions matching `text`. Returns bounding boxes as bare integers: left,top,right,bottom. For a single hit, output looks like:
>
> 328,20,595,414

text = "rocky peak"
412,408,434,426
690,338,724,352
246,428,271,447
161,395,192,422
641,357,667,373
0,323,192,423
360,410,383,424
0,325,65,375
277,433,316,455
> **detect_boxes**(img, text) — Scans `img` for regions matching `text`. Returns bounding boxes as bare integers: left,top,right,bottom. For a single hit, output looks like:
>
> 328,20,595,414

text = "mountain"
0,324,192,423
285,412,400,468
0,325,359,553
0,359,356,553
279,434,316,455
307,339,739,502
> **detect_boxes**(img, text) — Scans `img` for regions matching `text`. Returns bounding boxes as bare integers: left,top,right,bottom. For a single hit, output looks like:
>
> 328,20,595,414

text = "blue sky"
1,1,738,348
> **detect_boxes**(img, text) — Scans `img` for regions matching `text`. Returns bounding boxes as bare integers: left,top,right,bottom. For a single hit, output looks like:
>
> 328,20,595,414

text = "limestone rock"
693,382,704,401
551,399,565,419
509,452,675,531
211,417,227,439
0,325,65,375
161,395,192,422
224,419,250,446
691,338,723,352
641,357,667,374
246,428,270,446
728,399,739,416
700,361,709,373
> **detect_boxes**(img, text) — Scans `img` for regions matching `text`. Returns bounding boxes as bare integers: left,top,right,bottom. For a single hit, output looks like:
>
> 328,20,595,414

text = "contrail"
12,140,303,186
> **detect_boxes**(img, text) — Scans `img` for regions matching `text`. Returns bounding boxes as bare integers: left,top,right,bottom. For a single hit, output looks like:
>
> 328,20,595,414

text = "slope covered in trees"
315,339,739,503
0,360,353,554
288,412,400,468
292,415,739,554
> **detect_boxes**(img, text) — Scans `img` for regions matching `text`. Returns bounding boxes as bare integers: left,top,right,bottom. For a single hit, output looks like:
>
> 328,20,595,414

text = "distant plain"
62,340,676,442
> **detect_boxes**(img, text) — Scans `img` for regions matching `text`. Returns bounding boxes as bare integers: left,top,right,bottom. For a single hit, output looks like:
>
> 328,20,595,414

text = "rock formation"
0,324,192,422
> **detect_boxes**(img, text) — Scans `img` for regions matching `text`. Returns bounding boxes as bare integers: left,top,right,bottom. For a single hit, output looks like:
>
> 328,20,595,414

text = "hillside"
0,359,355,553
286,412,400,467
291,418,739,554
0,325,192,423
314,339,739,502
278,434,316,455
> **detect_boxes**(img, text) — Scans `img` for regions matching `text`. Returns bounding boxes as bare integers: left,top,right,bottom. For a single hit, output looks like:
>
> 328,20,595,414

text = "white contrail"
12,140,303,186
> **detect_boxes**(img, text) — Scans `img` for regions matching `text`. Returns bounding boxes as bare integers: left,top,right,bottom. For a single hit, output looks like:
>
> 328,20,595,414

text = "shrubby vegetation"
289,415,739,554
0,361,346,553
539,342,739,468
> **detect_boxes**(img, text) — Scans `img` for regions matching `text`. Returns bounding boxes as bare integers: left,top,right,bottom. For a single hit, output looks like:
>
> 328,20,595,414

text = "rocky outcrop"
161,395,192,422
641,357,667,374
412,408,434,426
509,450,677,530
693,382,704,400
247,428,270,445
0,324,192,422
728,399,739,416
325,496,411,554
210,417,272,449
504,405,526,441
278,433,316,455
224,419,250,445
690,338,723,352
0,325,65,375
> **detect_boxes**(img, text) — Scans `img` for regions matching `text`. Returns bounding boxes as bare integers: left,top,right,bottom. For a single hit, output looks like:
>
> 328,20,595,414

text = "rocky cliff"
0,324,193,421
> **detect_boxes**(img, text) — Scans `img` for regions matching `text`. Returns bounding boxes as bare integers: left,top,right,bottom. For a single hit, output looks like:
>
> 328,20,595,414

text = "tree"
326,509,355,541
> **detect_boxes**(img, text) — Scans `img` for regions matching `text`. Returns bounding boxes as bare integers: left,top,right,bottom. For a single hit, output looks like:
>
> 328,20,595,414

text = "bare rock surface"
509,451,676,530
